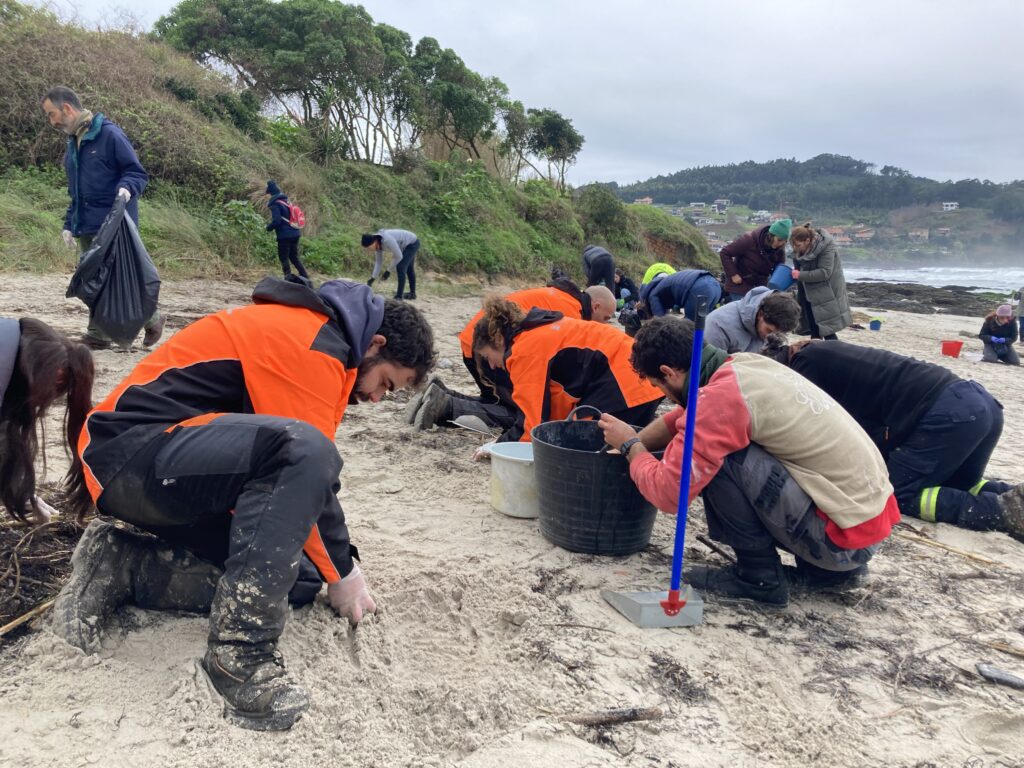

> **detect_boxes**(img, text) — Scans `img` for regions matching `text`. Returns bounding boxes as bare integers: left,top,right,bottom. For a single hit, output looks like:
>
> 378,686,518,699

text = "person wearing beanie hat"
979,304,1019,365
719,219,789,301
265,180,308,281
768,218,792,240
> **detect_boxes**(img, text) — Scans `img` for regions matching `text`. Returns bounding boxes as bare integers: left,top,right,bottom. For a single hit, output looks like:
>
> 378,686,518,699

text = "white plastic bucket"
489,442,539,518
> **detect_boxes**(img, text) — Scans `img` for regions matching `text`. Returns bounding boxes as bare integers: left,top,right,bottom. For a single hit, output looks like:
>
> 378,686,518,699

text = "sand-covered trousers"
96,414,350,646
701,444,878,572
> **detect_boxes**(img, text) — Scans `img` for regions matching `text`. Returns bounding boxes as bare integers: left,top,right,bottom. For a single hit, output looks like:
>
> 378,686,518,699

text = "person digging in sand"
52,276,435,731
599,316,900,607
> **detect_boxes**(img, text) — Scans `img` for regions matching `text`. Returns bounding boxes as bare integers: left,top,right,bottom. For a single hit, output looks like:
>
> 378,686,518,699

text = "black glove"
367,277,375,287
381,270,390,281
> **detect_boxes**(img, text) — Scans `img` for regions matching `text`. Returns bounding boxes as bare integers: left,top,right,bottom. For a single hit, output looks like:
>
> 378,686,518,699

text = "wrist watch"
620,437,642,457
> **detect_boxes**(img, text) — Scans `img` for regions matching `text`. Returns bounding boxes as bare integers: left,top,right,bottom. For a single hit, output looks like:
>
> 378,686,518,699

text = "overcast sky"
42,0,1024,185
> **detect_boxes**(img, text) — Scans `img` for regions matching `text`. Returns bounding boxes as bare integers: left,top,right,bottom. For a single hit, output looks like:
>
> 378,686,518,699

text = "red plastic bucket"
941,340,964,358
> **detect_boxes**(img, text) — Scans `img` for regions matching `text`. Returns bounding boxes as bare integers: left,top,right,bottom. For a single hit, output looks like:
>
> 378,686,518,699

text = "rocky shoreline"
845,281,1009,316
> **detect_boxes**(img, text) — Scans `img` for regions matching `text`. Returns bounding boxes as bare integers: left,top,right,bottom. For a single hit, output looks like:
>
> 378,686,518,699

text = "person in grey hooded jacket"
363,229,420,300
704,287,801,353
582,245,616,290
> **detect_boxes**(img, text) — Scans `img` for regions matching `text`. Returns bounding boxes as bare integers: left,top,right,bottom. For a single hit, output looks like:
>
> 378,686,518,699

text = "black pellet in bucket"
531,412,657,556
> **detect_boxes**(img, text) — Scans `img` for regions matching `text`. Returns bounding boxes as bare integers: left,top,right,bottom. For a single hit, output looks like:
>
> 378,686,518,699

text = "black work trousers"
97,414,349,646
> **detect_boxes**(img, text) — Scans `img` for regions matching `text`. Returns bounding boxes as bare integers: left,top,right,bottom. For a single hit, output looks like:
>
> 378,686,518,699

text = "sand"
1,275,1023,768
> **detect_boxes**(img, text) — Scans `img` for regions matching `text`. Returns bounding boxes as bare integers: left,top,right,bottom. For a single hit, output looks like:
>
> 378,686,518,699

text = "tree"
527,108,584,191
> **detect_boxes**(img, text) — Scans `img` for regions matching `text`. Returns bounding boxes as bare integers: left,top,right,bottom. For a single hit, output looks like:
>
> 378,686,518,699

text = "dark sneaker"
785,561,867,592
998,483,1024,539
413,382,452,430
404,292,417,300
80,334,110,350
52,521,138,652
685,563,789,607
143,314,166,347
203,643,309,731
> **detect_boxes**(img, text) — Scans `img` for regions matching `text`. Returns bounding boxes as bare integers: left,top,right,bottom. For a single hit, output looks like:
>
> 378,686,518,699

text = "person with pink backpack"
266,180,309,280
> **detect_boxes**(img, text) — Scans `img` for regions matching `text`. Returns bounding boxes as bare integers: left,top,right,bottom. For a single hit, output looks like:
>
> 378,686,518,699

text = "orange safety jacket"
458,285,590,359
502,310,662,441
79,277,375,583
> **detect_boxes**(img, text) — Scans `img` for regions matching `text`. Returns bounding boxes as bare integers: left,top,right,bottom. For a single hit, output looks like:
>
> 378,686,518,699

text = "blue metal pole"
662,296,708,614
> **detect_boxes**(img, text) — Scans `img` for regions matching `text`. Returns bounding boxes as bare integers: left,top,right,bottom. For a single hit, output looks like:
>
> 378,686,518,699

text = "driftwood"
0,598,55,638
560,706,663,727
696,534,736,563
982,640,1024,660
893,530,1002,567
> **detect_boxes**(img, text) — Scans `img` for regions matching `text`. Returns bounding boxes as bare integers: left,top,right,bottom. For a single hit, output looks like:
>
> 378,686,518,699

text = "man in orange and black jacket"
54,276,435,731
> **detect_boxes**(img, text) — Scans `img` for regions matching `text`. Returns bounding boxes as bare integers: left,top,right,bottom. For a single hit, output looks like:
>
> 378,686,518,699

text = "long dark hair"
0,319,95,522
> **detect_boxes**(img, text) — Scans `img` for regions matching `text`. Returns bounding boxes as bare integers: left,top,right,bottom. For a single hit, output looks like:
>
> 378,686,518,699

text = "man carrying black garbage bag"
42,85,164,349
53,277,436,731
599,316,899,608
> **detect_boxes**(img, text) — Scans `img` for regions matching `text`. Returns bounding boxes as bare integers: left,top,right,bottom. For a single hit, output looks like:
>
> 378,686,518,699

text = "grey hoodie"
704,286,773,353
371,229,418,279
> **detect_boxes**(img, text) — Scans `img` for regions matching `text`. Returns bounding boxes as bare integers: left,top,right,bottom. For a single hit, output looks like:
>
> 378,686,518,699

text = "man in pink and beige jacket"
599,316,900,607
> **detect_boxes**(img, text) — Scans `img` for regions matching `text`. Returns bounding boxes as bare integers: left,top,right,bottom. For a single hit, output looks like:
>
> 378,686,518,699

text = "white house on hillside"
942,201,960,211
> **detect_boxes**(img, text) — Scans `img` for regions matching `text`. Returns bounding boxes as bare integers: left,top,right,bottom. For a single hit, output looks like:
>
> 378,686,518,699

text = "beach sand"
1,275,1023,768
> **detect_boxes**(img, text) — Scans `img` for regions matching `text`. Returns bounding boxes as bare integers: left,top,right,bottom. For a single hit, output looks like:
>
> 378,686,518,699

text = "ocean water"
843,265,1024,293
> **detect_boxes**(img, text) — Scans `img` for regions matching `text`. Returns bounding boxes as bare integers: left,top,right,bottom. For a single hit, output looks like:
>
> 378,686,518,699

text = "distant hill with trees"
615,154,1024,227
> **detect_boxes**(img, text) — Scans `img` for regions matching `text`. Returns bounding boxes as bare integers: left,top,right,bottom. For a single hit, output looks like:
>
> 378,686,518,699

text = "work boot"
143,314,166,347
413,381,453,430
404,389,426,424
53,521,221,651
53,521,139,651
80,334,110,350
998,483,1024,539
785,559,867,592
685,547,789,607
203,642,309,731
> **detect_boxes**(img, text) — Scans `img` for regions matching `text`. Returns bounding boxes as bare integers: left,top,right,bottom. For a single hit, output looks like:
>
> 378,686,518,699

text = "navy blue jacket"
63,114,147,236
640,269,714,316
267,194,301,241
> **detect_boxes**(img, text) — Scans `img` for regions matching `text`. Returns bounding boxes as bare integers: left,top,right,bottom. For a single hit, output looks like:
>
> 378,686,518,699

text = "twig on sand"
540,622,616,634
893,530,1003,567
0,598,55,638
981,640,1024,660
696,534,736,563
560,706,664,727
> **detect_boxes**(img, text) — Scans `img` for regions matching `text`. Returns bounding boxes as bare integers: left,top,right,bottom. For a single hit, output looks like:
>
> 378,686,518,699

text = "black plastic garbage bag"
66,198,161,345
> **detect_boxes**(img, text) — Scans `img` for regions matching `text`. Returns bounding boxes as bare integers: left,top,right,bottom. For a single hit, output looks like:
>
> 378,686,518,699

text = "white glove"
117,187,131,202
62,229,75,248
472,440,495,462
327,563,376,625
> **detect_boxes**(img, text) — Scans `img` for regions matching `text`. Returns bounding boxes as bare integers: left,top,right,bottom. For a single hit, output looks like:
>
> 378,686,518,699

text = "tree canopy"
154,0,583,185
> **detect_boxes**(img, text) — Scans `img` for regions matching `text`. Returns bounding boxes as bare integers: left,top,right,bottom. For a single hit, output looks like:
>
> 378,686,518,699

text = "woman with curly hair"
472,295,663,442
0,317,94,523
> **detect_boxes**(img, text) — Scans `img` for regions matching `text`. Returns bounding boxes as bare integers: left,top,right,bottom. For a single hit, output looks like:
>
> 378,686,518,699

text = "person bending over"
704,287,800,353
53,277,435,731
599,317,899,607
0,318,94,523
410,283,616,431
472,296,663,443
761,334,1024,535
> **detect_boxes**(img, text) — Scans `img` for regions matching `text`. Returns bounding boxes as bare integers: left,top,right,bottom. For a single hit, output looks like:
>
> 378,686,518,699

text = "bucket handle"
565,405,602,421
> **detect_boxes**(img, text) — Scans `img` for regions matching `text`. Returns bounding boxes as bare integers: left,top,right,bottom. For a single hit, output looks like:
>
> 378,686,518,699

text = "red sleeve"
630,368,751,513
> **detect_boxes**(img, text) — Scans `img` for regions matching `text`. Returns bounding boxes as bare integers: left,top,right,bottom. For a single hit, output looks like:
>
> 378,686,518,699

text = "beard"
348,356,382,404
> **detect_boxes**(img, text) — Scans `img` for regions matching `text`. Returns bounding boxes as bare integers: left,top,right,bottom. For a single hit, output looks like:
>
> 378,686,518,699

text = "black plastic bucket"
530,407,658,555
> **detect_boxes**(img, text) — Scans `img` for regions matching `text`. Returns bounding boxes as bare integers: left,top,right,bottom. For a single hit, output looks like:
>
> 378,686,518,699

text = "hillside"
617,154,1024,265
0,1,714,284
